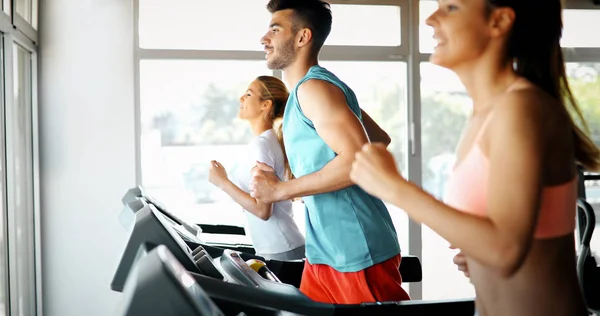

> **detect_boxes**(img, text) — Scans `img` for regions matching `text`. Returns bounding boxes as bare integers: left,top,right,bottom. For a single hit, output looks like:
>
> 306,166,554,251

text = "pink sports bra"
445,113,577,239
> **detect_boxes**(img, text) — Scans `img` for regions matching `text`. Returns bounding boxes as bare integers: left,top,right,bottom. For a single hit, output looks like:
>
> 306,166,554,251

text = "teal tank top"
282,65,401,272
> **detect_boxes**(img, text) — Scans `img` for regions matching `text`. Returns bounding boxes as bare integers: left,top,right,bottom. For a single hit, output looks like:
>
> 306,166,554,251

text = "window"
15,0,37,29
566,62,600,256
420,62,474,299
31,0,37,29
562,10,600,48
9,44,36,316
138,0,271,51
135,0,600,301
16,0,31,23
319,60,409,248
2,0,10,16
327,5,401,47
567,63,600,147
139,59,271,233
136,0,410,253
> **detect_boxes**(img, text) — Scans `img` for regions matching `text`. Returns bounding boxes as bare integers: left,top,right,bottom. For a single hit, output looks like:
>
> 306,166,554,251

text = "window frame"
2,28,40,316
2,0,10,17
133,0,411,183
11,0,37,44
0,31,8,316
0,5,10,30
1,4,40,313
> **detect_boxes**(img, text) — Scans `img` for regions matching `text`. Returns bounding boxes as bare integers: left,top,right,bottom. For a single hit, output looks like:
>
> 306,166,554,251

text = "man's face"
261,9,298,70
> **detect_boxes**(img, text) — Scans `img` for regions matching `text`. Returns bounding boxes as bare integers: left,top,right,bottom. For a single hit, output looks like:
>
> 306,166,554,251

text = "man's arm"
268,79,370,201
361,109,391,146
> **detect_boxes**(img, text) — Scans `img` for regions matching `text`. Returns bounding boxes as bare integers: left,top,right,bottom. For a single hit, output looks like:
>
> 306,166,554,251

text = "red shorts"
299,254,411,304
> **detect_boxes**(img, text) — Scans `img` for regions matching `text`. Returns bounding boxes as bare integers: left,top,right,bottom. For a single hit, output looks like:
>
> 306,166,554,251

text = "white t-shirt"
230,129,305,255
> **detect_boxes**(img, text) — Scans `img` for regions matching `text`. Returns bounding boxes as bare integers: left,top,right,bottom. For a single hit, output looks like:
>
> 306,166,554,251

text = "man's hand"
249,162,283,203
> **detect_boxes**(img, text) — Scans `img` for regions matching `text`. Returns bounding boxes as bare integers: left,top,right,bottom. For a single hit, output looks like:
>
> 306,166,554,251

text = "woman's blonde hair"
255,76,294,180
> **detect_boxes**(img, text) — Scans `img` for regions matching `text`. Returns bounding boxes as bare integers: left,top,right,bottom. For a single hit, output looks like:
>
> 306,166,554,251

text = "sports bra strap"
473,79,522,143
474,112,495,143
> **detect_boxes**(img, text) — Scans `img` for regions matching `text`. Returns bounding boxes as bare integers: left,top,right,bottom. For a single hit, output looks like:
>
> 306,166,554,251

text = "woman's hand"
450,244,471,278
208,160,229,189
453,251,471,278
350,143,406,202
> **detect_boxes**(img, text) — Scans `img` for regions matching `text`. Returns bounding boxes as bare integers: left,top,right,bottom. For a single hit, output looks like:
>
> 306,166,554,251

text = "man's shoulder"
297,78,338,95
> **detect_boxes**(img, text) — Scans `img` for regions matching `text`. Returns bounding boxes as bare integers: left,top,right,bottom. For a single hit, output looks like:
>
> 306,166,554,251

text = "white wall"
38,0,135,315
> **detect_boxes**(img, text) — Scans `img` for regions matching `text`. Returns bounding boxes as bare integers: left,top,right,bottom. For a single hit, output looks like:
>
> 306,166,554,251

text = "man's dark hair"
267,0,332,55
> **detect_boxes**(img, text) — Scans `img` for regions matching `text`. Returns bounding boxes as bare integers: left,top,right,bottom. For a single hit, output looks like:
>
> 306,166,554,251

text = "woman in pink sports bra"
349,0,600,316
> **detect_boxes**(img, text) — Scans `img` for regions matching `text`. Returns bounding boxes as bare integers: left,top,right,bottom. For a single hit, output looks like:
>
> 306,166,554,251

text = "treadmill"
119,190,307,287
118,189,423,287
112,203,475,315
115,243,225,316
121,186,257,255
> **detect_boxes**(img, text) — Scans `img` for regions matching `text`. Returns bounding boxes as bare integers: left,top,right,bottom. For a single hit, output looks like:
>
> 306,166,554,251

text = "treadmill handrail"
191,271,333,316
190,272,475,316
198,224,246,236
584,173,600,181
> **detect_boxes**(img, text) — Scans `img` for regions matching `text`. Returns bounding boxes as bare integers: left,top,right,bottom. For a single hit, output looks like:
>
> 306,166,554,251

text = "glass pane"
139,0,270,51
327,5,401,46
566,62,600,256
0,34,8,316
16,0,31,24
567,63,600,146
319,61,409,270
3,0,10,16
420,62,475,299
12,44,35,316
140,59,271,241
31,0,37,29
138,1,401,50
562,10,600,48
419,0,437,54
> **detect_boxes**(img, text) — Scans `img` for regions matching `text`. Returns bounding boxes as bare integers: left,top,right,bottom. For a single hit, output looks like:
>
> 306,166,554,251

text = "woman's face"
238,80,268,121
425,0,493,70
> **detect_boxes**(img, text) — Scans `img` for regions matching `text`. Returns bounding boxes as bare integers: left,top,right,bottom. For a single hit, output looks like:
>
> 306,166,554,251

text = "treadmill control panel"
190,245,224,281
219,250,261,287
219,250,309,299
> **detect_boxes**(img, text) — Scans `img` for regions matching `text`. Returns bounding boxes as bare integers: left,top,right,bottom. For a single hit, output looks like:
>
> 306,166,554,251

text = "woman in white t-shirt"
208,76,305,261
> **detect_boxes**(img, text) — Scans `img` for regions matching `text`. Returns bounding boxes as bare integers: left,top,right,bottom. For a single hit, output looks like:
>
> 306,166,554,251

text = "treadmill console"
112,205,219,292
143,193,204,238
190,245,224,281
121,186,204,240
219,249,310,299
219,250,262,287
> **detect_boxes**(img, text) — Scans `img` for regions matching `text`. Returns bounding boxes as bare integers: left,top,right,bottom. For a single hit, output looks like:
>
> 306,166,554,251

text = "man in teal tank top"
250,0,410,304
